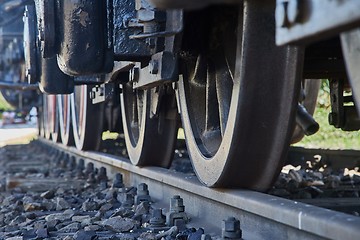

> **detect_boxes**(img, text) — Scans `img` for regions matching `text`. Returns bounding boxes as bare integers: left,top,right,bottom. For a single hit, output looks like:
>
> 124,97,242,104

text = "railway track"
33,138,360,240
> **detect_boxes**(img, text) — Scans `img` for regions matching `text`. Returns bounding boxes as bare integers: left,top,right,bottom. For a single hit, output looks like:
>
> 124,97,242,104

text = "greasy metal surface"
39,56,74,94
56,1,113,75
177,1,302,190
113,0,151,60
23,4,38,84
276,0,360,45
41,139,360,240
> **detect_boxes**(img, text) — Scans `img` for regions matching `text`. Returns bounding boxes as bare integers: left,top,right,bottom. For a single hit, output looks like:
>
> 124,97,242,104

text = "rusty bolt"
222,217,242,239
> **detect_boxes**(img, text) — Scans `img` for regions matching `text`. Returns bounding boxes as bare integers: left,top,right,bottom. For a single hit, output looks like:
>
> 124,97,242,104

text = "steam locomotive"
1,0,359,191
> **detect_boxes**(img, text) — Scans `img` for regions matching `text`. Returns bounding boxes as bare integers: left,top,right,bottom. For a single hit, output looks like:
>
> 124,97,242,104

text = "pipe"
296,103,319,136
0,81,38,90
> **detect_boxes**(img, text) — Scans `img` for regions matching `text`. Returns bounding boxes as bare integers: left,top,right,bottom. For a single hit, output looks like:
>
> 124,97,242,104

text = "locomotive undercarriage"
1,0,360,191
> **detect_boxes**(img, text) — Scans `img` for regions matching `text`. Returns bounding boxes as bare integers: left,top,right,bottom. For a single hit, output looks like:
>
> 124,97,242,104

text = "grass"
0,92,13,111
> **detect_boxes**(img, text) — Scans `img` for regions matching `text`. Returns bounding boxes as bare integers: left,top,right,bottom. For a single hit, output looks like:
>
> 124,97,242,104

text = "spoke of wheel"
215,61,233,136
178,3,303,190
205,63,219,133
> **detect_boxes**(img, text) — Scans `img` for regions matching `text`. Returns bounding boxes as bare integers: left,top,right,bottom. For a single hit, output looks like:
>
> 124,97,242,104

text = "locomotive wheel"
177,2,303,190
43,94,58,141
38,100,45,138
49,95,60,142
43,95,50,139
58,94,74,146
120,84,178,167
71,85,104,150
341,29,360,111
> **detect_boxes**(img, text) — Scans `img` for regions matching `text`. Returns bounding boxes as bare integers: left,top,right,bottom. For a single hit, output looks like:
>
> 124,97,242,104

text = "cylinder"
56,0,113,76
39,57,74,94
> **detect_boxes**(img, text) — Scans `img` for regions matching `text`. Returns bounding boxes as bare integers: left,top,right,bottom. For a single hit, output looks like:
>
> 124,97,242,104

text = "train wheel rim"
49,95,60,142
71,85,103,150
58,94,74,146
120,84,178,167
177,3,302,190
341,29,360,112
43,95,51,140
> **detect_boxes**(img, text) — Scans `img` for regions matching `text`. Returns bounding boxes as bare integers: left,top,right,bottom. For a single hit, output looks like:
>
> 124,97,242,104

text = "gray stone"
72,215,91,222
73,230,97,240
46,219,59,231
56,197,71,211
99,203,113,212
42,200,56,211
36,228,49,239
45,209,75,222
288,169,303,183
84,225,102,231
24,202,43,212
24,212,37,220
40,189,55,199
81,200,99,211
58,222,81,233
102,216,137,233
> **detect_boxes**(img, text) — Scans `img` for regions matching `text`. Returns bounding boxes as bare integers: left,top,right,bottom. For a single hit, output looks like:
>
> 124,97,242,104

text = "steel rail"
40,139,360,240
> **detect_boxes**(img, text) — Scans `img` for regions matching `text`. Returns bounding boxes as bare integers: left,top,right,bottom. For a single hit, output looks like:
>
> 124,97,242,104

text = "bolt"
129,67,140,83
222,217,242,240
287,0,302,24
135,183,151,204
275,1,288,28
112,173,124,188
68,156,76,170
146,38,156,48
85,162,94,177
149,60,159,74
170,195,185,213
77,159,85,171
87,173,96,185
60,154,70,169
97,167,108,182
149,209,166,227
121,193,134,209
137,183,149,196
